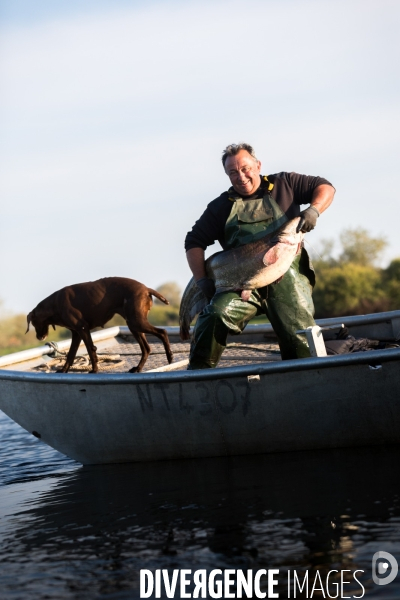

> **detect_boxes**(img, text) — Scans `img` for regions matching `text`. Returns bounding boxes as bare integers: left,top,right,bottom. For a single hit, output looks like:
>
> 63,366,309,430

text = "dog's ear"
25,312,32,334
51,324,56,331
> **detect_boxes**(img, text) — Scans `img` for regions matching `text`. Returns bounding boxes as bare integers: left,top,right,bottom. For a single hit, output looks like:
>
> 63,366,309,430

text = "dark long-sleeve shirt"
185,172,333,251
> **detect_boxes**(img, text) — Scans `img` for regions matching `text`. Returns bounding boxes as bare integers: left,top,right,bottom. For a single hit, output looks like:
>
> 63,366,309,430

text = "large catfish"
179,217,303,340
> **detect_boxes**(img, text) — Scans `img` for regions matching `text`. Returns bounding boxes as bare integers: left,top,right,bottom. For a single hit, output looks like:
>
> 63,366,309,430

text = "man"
185,143,335,369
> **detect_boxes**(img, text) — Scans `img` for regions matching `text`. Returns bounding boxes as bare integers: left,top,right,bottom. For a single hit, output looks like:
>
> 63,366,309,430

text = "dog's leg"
128,331,151,373
127,320,173,367
124,293,173,369
80,327,99,373
57,330,82,373
144,325,173,365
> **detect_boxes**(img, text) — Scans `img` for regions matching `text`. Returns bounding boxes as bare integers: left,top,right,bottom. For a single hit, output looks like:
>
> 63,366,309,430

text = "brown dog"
26,277,173,373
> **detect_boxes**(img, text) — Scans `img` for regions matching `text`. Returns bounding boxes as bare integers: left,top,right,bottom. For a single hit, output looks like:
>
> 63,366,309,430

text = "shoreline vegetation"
1,229,399,357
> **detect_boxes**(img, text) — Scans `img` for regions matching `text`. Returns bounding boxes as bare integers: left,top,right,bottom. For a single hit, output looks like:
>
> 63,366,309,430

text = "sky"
0,0,399,313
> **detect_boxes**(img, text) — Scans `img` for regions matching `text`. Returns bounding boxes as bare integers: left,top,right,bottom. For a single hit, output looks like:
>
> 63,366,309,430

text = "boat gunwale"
1,309,399,385
0,346,398,385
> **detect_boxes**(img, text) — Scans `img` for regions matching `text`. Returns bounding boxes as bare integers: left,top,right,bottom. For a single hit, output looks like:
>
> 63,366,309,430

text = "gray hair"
221,143,258,167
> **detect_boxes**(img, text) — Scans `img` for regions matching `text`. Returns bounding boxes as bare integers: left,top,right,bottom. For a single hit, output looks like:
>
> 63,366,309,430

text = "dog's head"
26,309,55,341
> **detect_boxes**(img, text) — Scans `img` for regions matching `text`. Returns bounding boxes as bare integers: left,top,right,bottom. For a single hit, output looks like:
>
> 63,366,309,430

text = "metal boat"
0,310,400,465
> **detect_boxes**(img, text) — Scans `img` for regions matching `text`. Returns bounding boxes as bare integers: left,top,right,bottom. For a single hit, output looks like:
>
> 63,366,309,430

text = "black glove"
196,277,216,301
297,206,320,233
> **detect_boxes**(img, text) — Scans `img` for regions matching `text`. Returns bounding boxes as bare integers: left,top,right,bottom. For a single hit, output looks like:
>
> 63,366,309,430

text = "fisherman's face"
224,150,262,196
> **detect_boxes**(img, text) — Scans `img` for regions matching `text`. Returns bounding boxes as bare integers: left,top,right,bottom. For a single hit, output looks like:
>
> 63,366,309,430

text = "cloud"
2,0,397,114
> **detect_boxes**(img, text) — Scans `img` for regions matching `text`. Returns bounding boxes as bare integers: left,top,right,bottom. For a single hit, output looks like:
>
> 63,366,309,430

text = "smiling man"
184,143,335,369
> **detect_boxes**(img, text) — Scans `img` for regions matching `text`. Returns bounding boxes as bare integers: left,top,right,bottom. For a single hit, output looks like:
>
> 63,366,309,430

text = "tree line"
311,228,400,318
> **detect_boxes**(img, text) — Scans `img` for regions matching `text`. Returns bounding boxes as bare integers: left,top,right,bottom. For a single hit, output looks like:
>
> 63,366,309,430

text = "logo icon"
372,551,398,585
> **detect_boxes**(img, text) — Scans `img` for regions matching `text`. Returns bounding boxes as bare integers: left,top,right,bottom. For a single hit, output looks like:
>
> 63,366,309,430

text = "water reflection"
0,410,76,487
1,445,400,598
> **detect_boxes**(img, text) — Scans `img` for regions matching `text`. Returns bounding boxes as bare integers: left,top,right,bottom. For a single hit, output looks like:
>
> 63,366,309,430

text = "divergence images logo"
372,551,398,586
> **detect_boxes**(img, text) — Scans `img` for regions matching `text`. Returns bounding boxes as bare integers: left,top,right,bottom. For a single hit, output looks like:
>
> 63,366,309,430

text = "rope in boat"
45,341,172,357
33,341,280,372
34,355,126,373
34,342,126,372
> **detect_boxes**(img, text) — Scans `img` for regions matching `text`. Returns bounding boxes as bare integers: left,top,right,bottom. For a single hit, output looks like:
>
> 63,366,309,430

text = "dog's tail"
148,289,170,305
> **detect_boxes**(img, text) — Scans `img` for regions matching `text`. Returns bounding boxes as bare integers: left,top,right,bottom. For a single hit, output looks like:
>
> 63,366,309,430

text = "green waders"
189,177,316,369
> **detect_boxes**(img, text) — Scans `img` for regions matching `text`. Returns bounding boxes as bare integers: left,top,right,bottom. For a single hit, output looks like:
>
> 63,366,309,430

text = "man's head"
222,143,261,196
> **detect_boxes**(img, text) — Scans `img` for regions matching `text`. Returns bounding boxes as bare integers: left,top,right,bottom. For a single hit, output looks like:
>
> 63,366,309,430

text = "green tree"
310,238,337,266
0,311,70,356
146,281,182,325
148,305,179,326
383,258,400,281
313,263,386,318
312,228,390,318
154,282,181,307
382,258,400,310
339,228,387,266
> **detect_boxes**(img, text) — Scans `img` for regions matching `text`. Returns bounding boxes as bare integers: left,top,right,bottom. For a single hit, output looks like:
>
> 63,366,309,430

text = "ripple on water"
1,411,400,599
0,410,78,486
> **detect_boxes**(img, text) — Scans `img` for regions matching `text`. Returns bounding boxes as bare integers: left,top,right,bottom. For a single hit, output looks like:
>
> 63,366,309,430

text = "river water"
1,409,400,599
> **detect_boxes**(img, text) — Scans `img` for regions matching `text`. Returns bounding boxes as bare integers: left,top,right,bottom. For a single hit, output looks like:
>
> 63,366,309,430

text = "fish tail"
179,277,208,341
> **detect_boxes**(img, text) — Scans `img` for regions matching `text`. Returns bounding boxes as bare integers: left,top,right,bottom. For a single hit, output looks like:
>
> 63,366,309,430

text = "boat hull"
0,348,399,464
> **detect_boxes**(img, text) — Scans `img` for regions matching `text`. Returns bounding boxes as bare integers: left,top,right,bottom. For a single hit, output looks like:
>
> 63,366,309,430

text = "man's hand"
297,206,320,233
186,248,215,300
297,183,335,233
196,277,216,301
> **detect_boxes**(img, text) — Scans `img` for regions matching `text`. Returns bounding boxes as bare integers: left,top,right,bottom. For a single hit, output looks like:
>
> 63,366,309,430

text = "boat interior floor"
31,337,282,374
